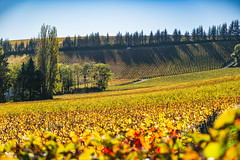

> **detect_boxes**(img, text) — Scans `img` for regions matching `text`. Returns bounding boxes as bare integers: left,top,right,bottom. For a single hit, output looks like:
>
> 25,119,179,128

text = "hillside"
59,41,240,79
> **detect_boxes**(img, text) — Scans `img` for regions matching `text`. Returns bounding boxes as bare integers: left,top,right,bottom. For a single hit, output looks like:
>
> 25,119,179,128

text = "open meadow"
1,68,240,159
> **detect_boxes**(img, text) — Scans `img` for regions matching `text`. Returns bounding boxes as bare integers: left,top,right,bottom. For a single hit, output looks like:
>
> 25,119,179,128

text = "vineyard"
0,68,240,159
59,41,240,79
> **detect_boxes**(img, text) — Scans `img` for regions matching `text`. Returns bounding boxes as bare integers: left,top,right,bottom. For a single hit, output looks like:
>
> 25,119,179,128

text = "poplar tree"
36,24,59,99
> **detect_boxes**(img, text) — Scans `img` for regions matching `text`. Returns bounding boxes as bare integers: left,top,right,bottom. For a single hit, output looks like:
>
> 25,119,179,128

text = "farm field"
0,68,240,159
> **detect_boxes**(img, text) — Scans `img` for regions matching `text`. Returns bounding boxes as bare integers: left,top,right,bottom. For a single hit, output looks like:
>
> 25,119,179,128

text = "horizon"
0,0,240,40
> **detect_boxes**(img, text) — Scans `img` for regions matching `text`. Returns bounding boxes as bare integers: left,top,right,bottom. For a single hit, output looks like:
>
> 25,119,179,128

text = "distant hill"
58,41,239,79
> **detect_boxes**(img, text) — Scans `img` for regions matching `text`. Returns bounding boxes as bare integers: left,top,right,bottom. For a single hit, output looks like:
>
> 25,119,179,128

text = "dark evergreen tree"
84,34,89,47
16,63,27,101
115,32,123,46
2,39,12,53
63,36,73,49
144,34,147,45
203,31,207,41
73,35,77,47
125,32,130,46
184,31,190,42
19,41,25,52
228,21,234,40
14,43,18,52
140,30,144,45
233,20,240,40
163,29,169,42
211,25,217,40
220,23,228,40
173,29,179,42
0,46,9,102
192,28,196,42
77,35,82,48
155,30,161,45
198,26,204,41
95,32,101,47
89,33,95,47
149,31,154,45
104,33,110,46
133,31,139,46
208,27,211,40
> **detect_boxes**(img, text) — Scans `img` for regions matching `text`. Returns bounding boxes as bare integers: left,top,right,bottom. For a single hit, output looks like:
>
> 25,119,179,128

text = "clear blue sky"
0,0,239,40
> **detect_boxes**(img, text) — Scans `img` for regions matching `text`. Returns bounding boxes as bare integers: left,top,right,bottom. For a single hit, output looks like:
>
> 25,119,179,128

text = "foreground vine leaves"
0,103,239,159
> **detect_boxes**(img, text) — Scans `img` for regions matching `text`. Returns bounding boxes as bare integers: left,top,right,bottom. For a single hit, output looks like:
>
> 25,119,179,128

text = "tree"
192,28,196,42
2,39,12,53
72,63,82,89
125,32,130,46
155,30,160,45
36,24,59,99
15,62,27,101
95,63,113,90
133,31,139,46
233,20,240,40
59,64,73,93
231,44,240,65
77,35,82,48
25,57,40,100
211,25,217,40
82,62,91,88
173,29,181,42
140,30,144,45
149,31,154,45
115,32,123,46
63,36,73,49
163,29,169,42
0,46,9,102
184,31,190,42
228,21,234,40
104,33,110,46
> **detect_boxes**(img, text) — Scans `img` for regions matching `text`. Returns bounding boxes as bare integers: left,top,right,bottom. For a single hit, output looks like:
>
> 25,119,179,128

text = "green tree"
155,30,161,45
63,36,73,49
72,63,82,89
16,63,27,101
95,63,113,90
59,64,73,93
184,31,190,42
173,29,180,42
0,46,9,102
149,31,154,45
231,44,240,65
36,24,59,99
192,28,196,41
82,62,91,88
104,33,110,46
220,23,227,40
25,57,38,100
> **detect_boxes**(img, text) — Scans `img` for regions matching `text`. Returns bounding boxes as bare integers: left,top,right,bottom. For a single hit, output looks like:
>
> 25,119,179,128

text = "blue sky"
0,0,239,40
